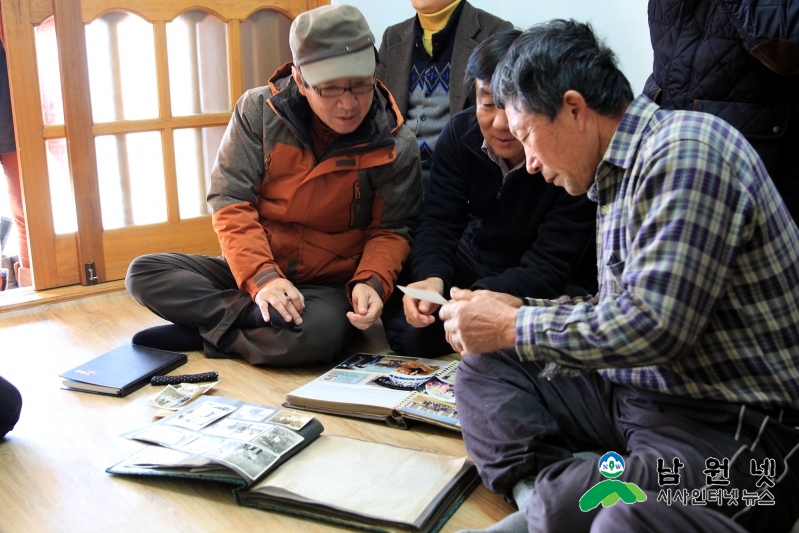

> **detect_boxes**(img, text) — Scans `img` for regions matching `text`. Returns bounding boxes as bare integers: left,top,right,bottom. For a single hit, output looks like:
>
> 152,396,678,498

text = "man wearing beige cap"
125,5,422,367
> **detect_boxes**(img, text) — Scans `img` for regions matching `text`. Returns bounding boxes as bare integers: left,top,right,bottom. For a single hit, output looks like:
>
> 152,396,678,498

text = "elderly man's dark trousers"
455,350,799,533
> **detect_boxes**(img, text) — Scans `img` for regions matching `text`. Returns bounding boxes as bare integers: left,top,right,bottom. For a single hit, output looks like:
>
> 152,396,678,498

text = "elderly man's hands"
439,288,522,355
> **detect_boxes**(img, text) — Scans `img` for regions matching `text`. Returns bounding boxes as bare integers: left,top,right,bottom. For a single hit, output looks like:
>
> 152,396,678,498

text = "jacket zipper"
349,181,361,227
496,167,522,199
264,155,272,182
496,174,509,199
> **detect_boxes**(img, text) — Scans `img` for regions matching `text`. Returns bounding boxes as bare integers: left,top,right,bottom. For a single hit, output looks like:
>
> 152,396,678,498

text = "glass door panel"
240,9,292,92
167,11,230,116
174,126,226,219
85,12,158,122
45,139,77,235
95,132,167,229
34,17,64,126
4,0,320,291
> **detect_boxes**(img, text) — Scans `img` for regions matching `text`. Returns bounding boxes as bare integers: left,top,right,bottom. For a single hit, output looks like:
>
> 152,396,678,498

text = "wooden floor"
0,288,512,533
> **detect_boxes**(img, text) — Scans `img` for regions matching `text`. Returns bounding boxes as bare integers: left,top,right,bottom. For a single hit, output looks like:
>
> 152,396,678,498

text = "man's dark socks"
231,302,269,329
132,324,204,352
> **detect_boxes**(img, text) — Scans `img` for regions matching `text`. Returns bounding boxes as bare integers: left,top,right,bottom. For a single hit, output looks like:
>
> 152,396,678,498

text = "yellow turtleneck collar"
417,0,462,56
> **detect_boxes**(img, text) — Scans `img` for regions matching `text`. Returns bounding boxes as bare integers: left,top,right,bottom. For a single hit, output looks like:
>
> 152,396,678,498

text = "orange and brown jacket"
208,64,422,303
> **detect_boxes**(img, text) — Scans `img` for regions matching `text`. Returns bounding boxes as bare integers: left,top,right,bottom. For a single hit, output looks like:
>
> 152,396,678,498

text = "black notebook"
107,396,478,533
59,344,187,397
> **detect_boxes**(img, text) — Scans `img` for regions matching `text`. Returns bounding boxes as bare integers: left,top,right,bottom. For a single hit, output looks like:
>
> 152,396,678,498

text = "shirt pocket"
605,254,625,294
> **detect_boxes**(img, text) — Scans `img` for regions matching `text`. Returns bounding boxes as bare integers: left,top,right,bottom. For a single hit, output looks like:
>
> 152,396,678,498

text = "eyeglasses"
310,82,375,98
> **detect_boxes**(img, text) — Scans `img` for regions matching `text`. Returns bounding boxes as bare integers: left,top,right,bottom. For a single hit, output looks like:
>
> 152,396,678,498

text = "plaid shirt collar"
590,96,660,202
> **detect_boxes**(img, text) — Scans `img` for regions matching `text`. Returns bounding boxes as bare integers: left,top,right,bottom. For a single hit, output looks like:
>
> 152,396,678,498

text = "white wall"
332,0,653,96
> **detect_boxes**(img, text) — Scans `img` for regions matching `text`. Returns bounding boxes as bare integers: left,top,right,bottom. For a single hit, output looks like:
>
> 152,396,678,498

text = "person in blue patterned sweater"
376,0,511,188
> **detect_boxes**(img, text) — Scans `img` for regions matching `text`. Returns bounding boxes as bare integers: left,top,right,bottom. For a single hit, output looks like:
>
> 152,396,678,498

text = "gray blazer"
376,2,513,118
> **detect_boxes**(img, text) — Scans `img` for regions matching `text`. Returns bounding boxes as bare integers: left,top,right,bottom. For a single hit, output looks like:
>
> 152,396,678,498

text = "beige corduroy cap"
289,4,376,86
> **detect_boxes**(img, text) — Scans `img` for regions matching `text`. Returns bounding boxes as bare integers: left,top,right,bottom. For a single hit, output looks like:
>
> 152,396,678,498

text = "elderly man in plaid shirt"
441,19,799,533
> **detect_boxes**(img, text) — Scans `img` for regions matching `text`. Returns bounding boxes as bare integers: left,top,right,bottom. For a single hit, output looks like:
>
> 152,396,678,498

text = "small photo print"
229,405,275,422
167,401,237,431
425,377,455,403
130,425,200,449
336,354,409,373
369,360,442,391
252,425,304,456
336,353,386,370
270,410,313,431
393,361,438,377
150,384,192,409
404,396,459,424
204,439,278,481
128,445,193,467
321,370,368,385
437,365,457,384
179,435,225,455
201,418,271,441
370,374,427,391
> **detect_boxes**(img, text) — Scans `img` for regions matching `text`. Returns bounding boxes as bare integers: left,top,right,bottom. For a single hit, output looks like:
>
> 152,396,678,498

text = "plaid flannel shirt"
516,95,799,411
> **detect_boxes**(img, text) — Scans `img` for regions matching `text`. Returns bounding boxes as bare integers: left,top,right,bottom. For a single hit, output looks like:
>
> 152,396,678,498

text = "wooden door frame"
2,0,326,290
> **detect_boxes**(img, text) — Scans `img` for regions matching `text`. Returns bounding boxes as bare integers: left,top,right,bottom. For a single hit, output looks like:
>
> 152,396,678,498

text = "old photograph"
179,435,225,455
131,424,200,449
271,410,313,431
201,418,271,441
229,405,275,422
204,439,279,480
167,401,237,431
252,425,304,456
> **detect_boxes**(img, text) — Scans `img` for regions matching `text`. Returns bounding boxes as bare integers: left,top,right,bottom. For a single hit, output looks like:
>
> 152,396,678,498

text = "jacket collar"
266,63,401,158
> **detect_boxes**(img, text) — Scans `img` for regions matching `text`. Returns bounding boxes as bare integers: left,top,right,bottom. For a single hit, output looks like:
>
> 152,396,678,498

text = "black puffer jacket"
644,0,799,223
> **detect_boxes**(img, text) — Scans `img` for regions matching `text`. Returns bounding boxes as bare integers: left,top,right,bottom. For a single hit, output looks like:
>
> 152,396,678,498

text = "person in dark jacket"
644,0,799,223
0,375,21,438
383,30,597,359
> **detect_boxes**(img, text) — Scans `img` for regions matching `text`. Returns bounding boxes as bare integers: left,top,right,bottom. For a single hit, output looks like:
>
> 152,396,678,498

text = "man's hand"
402,277,445,328
255,278,306,325
438,287,521,356
347,283,384,330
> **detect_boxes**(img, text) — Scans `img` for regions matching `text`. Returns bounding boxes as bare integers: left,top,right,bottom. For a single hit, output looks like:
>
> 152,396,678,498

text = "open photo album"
108,396,323,484
107,396,478,533
284,353,461,431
